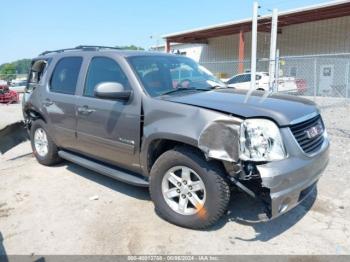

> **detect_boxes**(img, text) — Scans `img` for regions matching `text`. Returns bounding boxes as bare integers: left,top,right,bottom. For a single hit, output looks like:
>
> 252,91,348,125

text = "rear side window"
84,57,129,97
50,57,82,94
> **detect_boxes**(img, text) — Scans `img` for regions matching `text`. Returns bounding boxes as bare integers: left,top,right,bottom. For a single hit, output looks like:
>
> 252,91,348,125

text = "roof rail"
39,45,121,56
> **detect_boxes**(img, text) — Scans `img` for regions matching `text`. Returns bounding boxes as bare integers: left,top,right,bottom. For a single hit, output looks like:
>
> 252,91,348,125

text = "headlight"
239,119,286,161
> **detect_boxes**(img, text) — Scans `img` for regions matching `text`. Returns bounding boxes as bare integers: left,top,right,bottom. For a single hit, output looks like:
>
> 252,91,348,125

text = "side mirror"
94,82,132,101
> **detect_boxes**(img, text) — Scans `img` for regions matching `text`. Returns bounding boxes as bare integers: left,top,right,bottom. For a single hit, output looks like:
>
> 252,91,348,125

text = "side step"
58,150,149,187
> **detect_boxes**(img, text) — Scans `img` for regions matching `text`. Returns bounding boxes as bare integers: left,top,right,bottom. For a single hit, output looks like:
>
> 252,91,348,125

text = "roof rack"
39,45,121,56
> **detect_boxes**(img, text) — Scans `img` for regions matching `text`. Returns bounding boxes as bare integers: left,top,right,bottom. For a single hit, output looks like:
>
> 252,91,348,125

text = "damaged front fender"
198,118,242,162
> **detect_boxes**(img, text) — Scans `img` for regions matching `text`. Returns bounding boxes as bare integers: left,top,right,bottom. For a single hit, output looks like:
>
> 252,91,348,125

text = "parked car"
23,46,329,229
0,80,19,104
223,72,307,94
10,79,27,93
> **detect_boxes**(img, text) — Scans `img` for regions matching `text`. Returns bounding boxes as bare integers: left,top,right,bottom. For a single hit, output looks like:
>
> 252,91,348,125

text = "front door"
75,56,141,172
319,64,334,95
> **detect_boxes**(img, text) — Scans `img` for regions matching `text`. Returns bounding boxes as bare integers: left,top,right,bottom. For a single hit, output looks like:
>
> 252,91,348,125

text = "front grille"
290,115,325,154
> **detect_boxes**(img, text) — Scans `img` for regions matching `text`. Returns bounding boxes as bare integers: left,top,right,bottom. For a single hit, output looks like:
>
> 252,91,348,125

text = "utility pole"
250,2,258,91
150,35,160,51
245,1,259,103
345,61,349,99
269,8,278,93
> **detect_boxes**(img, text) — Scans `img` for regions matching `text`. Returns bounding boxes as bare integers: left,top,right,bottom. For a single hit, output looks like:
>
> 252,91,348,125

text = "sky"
1,0,336,64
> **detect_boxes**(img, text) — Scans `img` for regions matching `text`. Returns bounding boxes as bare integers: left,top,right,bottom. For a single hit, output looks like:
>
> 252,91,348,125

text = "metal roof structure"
163,0,350,43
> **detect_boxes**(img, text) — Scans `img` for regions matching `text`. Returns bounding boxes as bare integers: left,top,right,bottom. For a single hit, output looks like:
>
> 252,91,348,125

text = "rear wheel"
30,119,61,166
149,146,230,229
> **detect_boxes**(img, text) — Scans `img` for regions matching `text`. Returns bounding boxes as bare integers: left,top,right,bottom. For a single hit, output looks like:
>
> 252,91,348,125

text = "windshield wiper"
160,87,210,96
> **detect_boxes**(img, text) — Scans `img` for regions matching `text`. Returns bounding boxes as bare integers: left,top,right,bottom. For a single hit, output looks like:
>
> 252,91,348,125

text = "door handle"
77,106,96,114
43,99,53,106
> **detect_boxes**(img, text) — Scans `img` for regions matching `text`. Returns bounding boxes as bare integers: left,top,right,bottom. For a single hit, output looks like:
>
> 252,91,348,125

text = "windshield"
128,55,225,97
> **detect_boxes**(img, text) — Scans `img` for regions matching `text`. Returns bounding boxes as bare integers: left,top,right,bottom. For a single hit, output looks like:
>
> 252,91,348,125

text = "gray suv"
23,46,329,229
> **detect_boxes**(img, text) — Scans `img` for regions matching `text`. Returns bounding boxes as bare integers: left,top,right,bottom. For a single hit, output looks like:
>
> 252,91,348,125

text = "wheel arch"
25,108,47,127
140,133,201,176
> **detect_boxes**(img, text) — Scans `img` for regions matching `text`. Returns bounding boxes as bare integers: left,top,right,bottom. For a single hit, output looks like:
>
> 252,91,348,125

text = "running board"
58,150,149,187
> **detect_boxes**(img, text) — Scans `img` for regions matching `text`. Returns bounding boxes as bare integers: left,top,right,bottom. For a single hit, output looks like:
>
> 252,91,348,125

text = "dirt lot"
0,98,350,255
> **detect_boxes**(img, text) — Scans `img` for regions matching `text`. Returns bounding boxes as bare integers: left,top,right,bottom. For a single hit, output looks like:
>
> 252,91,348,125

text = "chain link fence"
200,54,350,108
280,54,350,105
1,56,349,108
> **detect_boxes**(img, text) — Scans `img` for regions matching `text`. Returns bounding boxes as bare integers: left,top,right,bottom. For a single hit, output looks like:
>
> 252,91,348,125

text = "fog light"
278,198,291,213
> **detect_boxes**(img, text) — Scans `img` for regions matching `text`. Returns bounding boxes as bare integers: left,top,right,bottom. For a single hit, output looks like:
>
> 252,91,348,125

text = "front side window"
228,75,244,84
84,57,130,97
242,74,251,82
50,57,82,94
128,56,224,97
229,74,260,84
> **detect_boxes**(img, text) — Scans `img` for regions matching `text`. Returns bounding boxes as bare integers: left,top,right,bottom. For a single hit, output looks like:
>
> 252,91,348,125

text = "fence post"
313,58,317,101
274,49,280,93
346,61,349,99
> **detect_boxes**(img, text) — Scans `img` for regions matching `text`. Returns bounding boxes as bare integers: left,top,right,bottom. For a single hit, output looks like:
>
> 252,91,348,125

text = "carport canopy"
162,0,350,73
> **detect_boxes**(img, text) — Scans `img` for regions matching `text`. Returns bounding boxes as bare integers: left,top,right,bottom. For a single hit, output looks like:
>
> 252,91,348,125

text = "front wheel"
149,147,230,229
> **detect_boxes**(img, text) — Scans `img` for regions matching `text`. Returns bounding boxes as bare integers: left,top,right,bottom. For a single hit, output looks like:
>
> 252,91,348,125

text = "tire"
149,146,230,229
30,119,61,166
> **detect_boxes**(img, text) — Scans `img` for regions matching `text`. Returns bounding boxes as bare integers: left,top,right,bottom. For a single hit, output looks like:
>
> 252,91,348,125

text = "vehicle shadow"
60,160,316,241
210,188,317,241
0,232,8,262
64,162,150,201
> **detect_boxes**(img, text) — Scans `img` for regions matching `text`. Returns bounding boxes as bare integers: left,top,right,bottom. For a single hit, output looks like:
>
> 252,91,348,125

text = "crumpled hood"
162,89,319,126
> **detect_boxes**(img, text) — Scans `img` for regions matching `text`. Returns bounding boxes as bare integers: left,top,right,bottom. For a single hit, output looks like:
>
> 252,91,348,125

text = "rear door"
43,56,83,150
75,56,141,172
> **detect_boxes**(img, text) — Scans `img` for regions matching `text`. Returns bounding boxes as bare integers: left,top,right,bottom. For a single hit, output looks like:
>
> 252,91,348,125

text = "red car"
0,81,19,104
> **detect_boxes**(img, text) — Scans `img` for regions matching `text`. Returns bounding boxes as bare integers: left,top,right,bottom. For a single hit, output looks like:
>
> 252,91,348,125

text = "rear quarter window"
50,57,82,95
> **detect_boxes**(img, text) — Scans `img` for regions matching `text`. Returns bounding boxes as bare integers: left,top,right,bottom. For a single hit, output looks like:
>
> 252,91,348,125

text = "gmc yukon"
22,46,329,229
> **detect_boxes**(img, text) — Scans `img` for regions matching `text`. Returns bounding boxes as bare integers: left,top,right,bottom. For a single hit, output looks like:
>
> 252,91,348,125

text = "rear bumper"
256,129,330,219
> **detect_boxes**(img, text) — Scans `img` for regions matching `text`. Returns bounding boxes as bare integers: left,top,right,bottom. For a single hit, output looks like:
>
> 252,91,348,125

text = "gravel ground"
0,99,350,255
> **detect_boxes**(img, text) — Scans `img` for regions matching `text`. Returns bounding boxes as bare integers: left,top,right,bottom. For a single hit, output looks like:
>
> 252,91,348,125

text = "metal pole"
245,1,259,103
313,58,317,101
269,8,278,93
275,49,280,92
345,61,349,99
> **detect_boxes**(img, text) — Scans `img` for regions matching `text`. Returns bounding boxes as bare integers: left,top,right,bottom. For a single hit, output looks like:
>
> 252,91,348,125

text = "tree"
0,63,16,81
0,59,31,81
115,45,145,50
14,59,31,74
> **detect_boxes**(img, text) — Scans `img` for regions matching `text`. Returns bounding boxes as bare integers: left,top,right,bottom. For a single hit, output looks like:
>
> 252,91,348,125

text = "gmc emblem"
305,123,323,139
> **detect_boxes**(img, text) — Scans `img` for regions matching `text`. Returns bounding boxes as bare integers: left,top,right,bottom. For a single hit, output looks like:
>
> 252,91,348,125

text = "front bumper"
256,128,330,219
